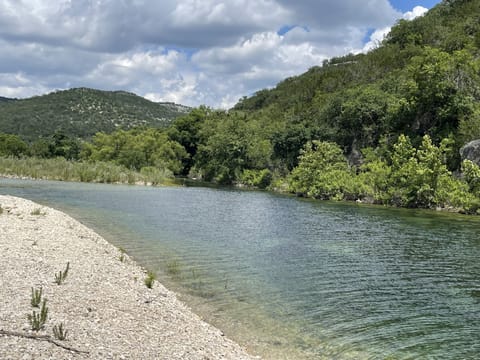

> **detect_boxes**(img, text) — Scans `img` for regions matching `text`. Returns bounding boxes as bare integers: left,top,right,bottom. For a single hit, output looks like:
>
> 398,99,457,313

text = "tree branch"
0,329,89,355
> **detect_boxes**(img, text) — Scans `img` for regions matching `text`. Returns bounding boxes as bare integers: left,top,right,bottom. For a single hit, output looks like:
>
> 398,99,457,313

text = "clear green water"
1,179,480,359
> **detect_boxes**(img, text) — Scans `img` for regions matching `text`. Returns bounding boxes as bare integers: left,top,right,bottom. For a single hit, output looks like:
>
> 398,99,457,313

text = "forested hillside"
230,0,480,166
0,88,190,140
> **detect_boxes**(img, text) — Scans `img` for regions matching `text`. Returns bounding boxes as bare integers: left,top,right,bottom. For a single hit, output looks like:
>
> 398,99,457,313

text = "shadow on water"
1,178,480,359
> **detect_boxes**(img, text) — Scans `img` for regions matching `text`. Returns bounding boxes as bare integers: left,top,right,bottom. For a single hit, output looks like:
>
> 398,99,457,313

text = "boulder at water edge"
460,139,480,166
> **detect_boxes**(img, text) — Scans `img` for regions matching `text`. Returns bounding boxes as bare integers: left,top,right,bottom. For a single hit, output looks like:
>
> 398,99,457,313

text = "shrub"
240,169,272,189
289,141,354,200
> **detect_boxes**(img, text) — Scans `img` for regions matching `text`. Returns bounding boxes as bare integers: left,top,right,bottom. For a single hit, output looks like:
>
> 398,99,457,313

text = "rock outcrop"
460,139,480,166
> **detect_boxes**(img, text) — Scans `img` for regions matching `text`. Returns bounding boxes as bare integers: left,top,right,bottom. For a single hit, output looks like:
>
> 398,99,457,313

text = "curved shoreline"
0,195,255,359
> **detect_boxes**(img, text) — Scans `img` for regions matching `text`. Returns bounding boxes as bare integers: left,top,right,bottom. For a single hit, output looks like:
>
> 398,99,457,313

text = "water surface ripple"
1,179,479,359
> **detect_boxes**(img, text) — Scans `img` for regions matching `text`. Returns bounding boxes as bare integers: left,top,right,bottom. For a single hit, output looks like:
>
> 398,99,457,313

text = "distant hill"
0,96,16,103
0,88,191,140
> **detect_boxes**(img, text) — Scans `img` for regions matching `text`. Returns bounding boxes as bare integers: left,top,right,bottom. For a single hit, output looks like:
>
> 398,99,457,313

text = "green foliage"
168,107,209,175
52,323,68,341
191,109,278,183
327,85,399,149
403,48,480,140
240,169,272,189
27,299,48,331
0,88,190,141
29,133,82,160
144,270,156,289
357,148,392,203
30,287,43,307
0,133,28,157
461,159,480,195
387,135,452,207
0,157,173,185
84,128,187,174
289,141,354,200
288,134,479,212
54,262,70,285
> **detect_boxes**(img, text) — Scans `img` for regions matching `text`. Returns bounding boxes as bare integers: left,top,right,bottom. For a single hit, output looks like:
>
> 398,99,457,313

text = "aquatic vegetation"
166,259,181,276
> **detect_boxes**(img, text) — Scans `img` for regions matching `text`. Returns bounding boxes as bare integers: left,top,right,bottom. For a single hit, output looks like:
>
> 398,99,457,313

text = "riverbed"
1,178,479,359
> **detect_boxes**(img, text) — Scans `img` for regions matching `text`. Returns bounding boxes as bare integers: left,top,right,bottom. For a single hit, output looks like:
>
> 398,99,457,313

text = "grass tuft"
30,287,43,307
30,208,44,216
54,262,70,285
27,299,48,331
118,247,126,262
144,270,156,289
53,322,68,341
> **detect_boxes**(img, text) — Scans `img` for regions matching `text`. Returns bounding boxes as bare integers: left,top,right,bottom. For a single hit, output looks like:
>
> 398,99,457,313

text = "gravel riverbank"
0,195,255,360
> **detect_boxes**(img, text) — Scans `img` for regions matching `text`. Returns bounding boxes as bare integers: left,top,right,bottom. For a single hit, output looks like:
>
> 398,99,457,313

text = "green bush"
289,141,353,200
240,169,272,189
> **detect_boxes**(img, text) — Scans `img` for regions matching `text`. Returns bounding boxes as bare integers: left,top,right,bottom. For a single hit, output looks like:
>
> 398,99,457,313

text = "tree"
83,128,187,174
0,133,28,157
289,141,353,199
388,134,454,207
168,106,209,175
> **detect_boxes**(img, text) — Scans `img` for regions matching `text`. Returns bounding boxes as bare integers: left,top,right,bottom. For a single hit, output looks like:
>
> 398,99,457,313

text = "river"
1,179,479,359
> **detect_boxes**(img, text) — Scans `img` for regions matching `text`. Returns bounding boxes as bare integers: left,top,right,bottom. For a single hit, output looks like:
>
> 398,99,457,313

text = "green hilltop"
0,88,190,140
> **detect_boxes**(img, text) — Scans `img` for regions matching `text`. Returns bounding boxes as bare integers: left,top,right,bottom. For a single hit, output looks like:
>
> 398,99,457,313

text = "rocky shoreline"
0,195,255,359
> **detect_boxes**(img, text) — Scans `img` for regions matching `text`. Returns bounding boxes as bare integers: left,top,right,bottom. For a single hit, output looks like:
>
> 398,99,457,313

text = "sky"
0,0,442,109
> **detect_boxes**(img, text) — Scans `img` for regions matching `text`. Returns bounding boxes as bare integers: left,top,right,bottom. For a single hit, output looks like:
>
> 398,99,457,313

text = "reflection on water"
1,179,480,359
